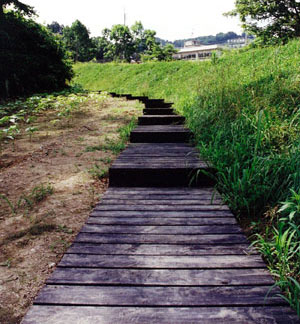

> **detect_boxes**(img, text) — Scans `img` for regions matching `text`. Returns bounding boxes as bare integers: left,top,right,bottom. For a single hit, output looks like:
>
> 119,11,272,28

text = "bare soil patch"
0,95,143,323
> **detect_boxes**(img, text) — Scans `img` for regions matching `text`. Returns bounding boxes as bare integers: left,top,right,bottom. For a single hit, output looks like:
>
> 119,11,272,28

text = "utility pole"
123,8,126,26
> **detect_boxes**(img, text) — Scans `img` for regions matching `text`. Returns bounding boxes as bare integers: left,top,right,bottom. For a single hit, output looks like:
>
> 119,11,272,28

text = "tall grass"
73,40,300,313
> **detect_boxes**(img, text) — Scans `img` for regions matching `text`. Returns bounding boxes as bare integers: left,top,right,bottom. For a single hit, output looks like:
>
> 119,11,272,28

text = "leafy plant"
279,189,300,225
0,194,16,215
25,126,38,141
88,164,108,179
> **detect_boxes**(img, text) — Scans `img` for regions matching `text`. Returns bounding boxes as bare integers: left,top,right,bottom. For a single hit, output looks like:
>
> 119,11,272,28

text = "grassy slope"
73,41,300,217
73,42,300,313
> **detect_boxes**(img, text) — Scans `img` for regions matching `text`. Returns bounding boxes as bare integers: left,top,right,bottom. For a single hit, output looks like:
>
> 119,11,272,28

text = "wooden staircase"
22,93,300,324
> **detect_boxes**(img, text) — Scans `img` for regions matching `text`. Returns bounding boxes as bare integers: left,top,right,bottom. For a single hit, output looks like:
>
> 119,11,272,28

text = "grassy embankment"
73,40,300,315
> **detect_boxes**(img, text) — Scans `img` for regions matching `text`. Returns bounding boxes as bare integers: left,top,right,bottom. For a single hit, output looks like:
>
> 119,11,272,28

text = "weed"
279,189,300,225
88,164,108,179
57,224,73,234
31,183,54,203
96,157,112,164
50,238,69,253
85,145,102,152
0,194,16,215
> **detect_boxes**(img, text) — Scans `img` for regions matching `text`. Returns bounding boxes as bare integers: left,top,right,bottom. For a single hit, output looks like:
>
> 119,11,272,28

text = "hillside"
73,40,300,313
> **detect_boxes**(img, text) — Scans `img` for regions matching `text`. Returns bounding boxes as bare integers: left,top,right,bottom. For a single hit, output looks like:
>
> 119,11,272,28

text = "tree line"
1,0,300,98
47,20,177,63
157,32,252,48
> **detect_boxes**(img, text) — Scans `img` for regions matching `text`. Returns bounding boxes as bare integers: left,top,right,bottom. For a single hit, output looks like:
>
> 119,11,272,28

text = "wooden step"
109,143,214,187
138,115,185,125
122,94,133,100
22,186,300,324
130,125,192,143
143,108,174,115
143,99,173,108
130,95,148,101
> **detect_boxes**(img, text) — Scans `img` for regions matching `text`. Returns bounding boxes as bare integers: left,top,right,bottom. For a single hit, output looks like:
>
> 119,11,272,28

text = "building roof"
177,44,219,54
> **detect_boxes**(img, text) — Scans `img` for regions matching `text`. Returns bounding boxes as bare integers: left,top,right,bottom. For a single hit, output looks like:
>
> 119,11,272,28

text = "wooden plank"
130,131,191,143
94,205,230,211
124,143,194,148
100,199,223,205
47,268,274,286
22,306,300,324
106,187,215,192
86,217,237,225
110,163,206,168
102,194,222,200
67,243,256,256
133,125,190,131
74,233,248,244
90,210,234,218
80,224,242,235
59,254,263,268
138,115,185,125
34,285,283,306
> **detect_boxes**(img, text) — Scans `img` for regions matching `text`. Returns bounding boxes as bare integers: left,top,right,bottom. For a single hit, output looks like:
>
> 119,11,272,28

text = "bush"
0,12,73,99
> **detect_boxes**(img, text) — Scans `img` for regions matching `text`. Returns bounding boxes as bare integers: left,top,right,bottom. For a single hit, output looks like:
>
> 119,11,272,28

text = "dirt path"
0,95,143,323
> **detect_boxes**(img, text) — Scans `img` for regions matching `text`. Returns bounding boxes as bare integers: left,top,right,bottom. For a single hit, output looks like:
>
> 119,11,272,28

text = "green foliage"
47,21,64,35
0,89,108,143
30,183,54,203
73,39,300,220
88,164,108,179
0,11,73,98
0,183,54,217
62,20,95,62
226,0,300,44
252,189,300,313
0,0,35,17
279,189,300,225
108,24,135,62
92,21,177,63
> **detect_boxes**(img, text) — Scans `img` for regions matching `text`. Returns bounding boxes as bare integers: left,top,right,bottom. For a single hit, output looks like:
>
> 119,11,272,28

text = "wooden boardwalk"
22,95,300,323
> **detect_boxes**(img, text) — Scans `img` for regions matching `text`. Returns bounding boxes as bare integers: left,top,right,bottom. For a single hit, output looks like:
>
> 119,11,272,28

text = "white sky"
23,0,242,41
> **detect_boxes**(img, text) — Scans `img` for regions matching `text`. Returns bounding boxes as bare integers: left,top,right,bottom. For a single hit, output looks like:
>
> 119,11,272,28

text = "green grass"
73,40,300,314
73,40,300,217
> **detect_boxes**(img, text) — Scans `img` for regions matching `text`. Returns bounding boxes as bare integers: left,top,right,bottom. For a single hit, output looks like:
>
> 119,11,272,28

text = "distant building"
173,40,220,61
226,37,252,48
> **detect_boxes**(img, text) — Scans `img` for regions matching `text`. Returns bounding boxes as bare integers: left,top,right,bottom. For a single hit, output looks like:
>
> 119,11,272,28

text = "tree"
92,36,111,61
226,0,300,44
0,10,73,98
108,24,135,62
0,0,35,17
63,20,95,62
47,21,64,35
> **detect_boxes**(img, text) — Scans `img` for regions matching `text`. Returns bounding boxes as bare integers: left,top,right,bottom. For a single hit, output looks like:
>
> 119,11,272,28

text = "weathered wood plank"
138,115,185,126
90,210,234,218
47,268,274,286
22,306,300,324
102,194,222,200
133,125,190,132
94,205,230,211
106,187,215,192
67,243,256,256
80,224,242,235
34,285,283,306
59,254,264,268
86,217,237,225
100,199,223,205
74,233,248,244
